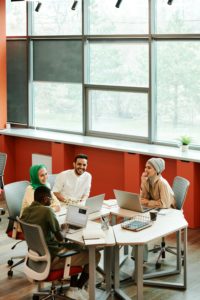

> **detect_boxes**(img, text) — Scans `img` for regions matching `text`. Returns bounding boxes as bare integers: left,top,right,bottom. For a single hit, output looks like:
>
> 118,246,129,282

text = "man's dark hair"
74,153,88,163
34,186,51,203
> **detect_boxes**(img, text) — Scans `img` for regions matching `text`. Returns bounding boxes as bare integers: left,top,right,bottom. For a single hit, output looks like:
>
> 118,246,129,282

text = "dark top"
21,201,62,259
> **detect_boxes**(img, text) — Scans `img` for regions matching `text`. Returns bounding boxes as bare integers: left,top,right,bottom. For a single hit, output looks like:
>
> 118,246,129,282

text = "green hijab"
30,164,48,190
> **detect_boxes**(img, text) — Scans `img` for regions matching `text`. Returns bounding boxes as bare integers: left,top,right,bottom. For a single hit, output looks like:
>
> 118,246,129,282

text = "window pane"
33,40,82,83
156,0,200,34
87,0,148,34
32,0,81,35
6,0,26,36
87,41,148,87
156,41,200,144
7,40,28,124
33,82,83,132
88,90,148,137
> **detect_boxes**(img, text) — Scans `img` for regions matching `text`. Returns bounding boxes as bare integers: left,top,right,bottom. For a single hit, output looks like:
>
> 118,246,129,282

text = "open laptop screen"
66,205,89,228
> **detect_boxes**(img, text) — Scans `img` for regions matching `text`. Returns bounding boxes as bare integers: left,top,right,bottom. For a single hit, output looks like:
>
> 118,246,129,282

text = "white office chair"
4,180,30,277
152,176,190,269
0,152,7,189
48,174,58,189
18,218,83,300
0,153,7,220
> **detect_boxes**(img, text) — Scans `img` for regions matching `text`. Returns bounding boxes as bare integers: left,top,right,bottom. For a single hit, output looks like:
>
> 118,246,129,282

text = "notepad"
82,227,106,240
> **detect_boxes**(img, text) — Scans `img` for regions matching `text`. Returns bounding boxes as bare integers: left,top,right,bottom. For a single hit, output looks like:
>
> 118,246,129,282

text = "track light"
71,0,78,10
35,1,42,12
115,0,123,8
167,0,173,5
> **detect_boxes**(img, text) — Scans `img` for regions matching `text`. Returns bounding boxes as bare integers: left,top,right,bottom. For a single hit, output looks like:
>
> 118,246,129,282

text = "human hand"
60,223,68,231
141,171,148,183
140,198,149,206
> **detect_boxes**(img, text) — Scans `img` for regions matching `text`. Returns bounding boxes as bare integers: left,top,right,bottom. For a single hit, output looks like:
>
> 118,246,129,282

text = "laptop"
65,204,89,233
113,189,152,213
85,194,105,214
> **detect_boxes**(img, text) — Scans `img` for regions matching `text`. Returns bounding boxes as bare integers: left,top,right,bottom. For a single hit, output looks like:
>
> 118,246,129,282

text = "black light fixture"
35,1,42,12
115,0,123,8
71,0,78,10
167,0,173,5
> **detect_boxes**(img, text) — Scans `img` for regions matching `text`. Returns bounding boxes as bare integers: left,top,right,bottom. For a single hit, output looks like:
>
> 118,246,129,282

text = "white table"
66,220,116,300
112,209,188,300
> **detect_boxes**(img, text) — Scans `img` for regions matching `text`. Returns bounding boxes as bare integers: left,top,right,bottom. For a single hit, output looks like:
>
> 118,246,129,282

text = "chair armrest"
56,250,80,258
59,241,82,251
8,216,17,221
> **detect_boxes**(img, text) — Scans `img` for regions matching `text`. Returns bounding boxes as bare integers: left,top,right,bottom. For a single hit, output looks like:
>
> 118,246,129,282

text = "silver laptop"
113,189,152,213
85,194,105,214
65,204,89,233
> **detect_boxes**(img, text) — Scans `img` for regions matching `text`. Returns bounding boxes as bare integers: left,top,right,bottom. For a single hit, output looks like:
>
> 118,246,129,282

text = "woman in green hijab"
20,164,61,216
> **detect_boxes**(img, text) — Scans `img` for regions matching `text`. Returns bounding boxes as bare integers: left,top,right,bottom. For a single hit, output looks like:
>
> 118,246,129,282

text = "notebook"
85,194,105,214
82,227,106,245
113,189,152,213
65,204,89,234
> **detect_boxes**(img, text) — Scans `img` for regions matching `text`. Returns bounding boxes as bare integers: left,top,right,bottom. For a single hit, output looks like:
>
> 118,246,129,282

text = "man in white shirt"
53,154,92,205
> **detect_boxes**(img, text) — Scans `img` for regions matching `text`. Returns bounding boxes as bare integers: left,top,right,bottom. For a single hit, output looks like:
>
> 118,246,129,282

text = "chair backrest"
0,152,7,188
47,174,57,189
4,181,30,218
18,218,51,281
172,176,190,210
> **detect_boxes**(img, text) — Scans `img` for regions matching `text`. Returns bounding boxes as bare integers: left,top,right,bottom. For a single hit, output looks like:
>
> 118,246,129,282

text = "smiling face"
144,162,157,178
73,158,88,176
38,167,48,184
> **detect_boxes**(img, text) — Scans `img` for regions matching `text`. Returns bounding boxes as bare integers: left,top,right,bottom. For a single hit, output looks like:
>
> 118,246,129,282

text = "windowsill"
0,128,199,163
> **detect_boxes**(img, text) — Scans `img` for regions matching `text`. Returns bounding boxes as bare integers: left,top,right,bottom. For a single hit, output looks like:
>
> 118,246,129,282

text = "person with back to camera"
53,154,92,206
21,185,100,300
20,164,61,216
132,157,176,263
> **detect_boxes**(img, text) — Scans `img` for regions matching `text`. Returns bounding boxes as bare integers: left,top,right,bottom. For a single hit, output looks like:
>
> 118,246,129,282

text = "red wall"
0,134,199,228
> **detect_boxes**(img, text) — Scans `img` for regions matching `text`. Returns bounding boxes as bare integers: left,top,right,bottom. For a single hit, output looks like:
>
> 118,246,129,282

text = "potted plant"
179,135,191,152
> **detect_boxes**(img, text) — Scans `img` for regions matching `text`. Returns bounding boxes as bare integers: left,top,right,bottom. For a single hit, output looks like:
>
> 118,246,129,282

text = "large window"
87,0,148,35
87,41,148,87
156,41,200,144
6,0,200,147
33,82,82,132
7,40,28,125
32,40,83,132
32,0,82,35
156,0,200,34
88,90,148,138
6,0,26,36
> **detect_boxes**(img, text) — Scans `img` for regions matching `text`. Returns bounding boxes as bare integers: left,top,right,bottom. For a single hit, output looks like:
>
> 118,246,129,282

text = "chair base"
150,243,183,269
33,293,68,300
33,286,70,300
7,257,25,277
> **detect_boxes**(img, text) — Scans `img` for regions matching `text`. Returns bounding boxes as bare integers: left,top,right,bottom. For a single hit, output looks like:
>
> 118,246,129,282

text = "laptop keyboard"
142,205,152,212
68,224,81,231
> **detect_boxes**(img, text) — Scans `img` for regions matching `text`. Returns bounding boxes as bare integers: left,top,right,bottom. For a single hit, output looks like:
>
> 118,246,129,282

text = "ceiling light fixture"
35,1,42,12
71,0,78,10
115,0,123,8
